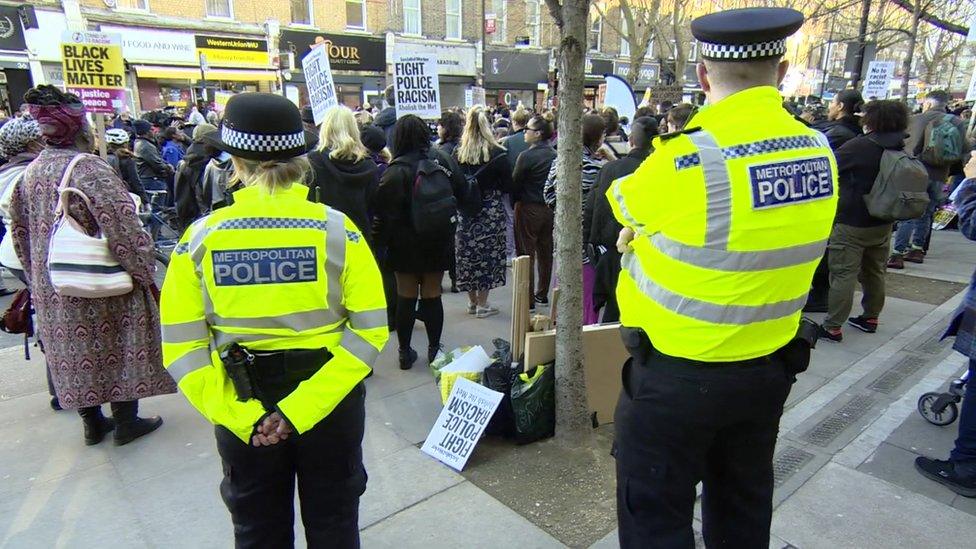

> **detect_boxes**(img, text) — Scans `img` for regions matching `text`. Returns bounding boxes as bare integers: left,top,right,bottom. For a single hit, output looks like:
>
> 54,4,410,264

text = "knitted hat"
204,93,306,161
360,124,386,154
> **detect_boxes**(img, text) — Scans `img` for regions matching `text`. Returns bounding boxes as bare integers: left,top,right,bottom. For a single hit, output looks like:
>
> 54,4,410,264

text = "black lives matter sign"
393,53,441,119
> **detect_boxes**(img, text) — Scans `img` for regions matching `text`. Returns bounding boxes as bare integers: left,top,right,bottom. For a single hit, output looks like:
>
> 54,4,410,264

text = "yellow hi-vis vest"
608,86,838,362
160,183,388,442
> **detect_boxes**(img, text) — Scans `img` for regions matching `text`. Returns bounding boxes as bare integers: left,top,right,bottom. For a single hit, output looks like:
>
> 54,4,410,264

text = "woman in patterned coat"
11,86,175,446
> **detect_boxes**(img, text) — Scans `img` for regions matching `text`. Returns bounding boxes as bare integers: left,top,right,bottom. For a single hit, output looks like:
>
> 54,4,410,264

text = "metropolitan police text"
212,247,318,286
63,45,124,87
750,157,833,209
395,61,437,104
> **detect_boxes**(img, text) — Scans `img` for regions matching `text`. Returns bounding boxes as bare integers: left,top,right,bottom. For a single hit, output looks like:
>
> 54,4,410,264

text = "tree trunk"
899,0,922,102
553,0,591,443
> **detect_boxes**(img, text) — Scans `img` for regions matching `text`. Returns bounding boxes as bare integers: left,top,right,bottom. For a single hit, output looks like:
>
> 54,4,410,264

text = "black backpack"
457,153,502,218
406,152,457,235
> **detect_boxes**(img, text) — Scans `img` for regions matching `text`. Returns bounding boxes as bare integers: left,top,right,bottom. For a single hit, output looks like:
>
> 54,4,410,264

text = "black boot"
79,406,114,446
399,347,418,370
111,400,163,446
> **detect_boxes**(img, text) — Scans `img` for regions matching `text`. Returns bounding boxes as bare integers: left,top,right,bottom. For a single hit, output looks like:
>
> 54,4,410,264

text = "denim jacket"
944,178,976,358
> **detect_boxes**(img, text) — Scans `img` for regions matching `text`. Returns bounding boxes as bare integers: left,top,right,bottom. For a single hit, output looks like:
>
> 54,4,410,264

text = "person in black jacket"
513,114,557,307
819,100,907,343
436,110,463,293
104,128,149,205
455,106,512,320
374,115,465,370
173,124,220,229
307,106,378,241
586,116,657,322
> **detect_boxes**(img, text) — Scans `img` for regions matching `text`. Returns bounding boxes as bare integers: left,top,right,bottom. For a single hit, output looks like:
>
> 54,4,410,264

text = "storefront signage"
393,53,441,119
25,10,67,62
586,58,614,77
280,30,386,73
0,7,26,51
863,60,895,100
61,31,126,114
303,44,338,125
484,50,549,89
100,25,196,64
613,61,660,86
421,378,502,471
394,41,477,76
195,35,269,68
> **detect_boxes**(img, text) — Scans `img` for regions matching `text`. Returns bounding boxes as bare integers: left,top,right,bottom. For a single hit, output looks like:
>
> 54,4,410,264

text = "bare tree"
899,0,935,101
594,0,663,88
544,0,592,443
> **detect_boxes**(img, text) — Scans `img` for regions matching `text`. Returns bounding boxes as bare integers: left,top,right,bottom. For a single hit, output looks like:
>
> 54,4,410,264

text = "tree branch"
545,0,564,30
890,0,969,36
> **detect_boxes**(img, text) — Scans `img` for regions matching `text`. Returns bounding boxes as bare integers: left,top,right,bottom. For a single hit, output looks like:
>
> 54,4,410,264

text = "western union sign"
195,35,270,68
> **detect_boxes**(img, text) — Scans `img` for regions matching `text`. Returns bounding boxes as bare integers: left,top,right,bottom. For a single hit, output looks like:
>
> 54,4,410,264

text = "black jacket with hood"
374,107,397,144
307,148,379,239
174,141,215,229
814,116,862,151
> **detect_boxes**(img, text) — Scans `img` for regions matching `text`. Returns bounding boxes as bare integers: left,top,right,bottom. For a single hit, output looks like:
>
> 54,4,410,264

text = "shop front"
392,38,477,110
584,57,614,109
0,5,33,114
612,60,661,102
279,30,387,110
484,49,550,111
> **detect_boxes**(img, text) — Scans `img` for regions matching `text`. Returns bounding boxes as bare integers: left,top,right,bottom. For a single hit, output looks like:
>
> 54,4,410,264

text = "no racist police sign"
393,53,441,119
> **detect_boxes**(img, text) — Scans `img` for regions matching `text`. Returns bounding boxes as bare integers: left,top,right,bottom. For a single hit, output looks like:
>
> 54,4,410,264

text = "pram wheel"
918,392,959,426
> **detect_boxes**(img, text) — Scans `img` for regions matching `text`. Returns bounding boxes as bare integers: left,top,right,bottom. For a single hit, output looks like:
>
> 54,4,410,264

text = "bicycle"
140,191,181,270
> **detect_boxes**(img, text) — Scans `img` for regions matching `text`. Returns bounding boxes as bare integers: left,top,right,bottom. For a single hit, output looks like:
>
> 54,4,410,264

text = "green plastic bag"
510,362,555,444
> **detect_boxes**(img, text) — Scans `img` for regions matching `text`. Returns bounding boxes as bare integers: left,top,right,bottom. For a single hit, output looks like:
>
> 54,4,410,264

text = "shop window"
403,0,422,35
346,0,366,30
446,0,462,40
490,0,507,43
619,17,629,57
589,14,602,52
115,0,149,10
206,0,233,18
290,0,313,26
526,0,541,47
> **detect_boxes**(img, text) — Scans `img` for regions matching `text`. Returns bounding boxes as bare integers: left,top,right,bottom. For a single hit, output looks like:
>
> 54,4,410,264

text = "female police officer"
160,93,387,548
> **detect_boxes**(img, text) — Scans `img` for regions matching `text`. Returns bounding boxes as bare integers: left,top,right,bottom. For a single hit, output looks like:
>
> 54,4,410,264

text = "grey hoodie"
201,152,235,209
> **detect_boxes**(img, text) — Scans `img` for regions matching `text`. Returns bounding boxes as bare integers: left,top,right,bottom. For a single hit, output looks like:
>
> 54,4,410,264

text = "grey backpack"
864,144,930,221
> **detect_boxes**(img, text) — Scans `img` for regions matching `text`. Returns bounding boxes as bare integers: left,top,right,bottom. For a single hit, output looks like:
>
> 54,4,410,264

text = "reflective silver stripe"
166,347,213,383
340,327,380,366
212,324,345,350
325,208,347,317
189,222,212,270
623,253,806,324
611,176,641,229
211,308,344,332
162,319,210,344
649,234,828,272
348,308,387,331
688,131,731,249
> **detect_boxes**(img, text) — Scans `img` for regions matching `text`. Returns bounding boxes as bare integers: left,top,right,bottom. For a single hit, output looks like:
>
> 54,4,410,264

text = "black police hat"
204,93,307,161
692,8,804,62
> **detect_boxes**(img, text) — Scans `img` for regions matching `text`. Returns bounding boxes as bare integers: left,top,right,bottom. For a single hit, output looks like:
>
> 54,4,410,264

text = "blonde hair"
456,105,502,165
354,110,374,128
231,156,311,191
317,106,369,162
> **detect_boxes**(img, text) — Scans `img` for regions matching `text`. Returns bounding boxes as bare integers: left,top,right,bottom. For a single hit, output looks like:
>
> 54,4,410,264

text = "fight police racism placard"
302,43,338,126
749,156,834,210
392,53,441,119
60,31,126,114
421,378,502,471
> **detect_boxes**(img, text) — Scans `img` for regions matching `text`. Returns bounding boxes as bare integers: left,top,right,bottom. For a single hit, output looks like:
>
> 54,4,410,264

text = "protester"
666,103,695,133
307,106,378,239
544,113,607,324
104,128,148,204
160,93,386,548
133,119,174,199
819,100,908,342
186,104,206,126
360,124,397,330
111,109,134,135
173,123,220,228
917,151,976,497
160,126,186,169
889,90,969,268
512,114,557,308
501,109,531,264
436,110,464,293
585,116,657,322
354,110,374,129
455,106,512,319
602,107,628,157
12,85,173,446
0,115,43,288
814,89,864,150
374,85,397,142
374,115,464,369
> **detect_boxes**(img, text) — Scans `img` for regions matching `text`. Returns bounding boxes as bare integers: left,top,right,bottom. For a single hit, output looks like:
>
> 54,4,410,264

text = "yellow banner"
197,47,269,68
61,42,125,89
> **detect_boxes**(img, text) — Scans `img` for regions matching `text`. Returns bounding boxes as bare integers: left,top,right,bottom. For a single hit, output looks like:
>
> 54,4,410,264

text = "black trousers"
614,351,792,549
215,384,367,549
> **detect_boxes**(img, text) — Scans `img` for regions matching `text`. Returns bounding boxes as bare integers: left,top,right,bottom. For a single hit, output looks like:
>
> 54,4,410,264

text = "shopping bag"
482,338,519,437
436,345,493,405
510,362,556,444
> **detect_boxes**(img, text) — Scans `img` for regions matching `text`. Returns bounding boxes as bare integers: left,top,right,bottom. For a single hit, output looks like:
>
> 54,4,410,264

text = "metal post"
850,0,872,89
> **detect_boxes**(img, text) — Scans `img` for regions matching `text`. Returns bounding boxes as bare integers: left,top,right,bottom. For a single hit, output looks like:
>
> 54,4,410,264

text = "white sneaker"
466,302,477,315
476,304,499,319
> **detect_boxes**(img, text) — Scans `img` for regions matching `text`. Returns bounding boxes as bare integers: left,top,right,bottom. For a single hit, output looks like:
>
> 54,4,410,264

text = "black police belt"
222,344,332,410
620,318,818,378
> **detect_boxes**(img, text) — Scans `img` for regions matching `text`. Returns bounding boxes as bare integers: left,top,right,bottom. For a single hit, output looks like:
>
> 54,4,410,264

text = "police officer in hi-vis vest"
160,93,387,548
608,8,837,547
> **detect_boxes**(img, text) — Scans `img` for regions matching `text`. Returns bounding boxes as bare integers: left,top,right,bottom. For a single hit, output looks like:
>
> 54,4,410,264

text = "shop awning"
134,65,278,82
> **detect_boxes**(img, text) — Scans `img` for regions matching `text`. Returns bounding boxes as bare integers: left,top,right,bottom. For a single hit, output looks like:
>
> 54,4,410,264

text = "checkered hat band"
221,127,306,153
700,39,787,60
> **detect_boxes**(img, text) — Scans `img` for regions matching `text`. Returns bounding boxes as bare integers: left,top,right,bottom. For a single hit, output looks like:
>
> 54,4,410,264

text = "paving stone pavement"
1,230,975,548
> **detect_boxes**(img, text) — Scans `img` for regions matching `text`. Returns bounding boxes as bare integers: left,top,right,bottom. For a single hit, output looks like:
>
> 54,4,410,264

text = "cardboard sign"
393,53,441,119
61,31,126,114
421,377,503,471
863,61,895,100
302,43,338,125
472,86,486,107
214,90,234,113
464,88,473,108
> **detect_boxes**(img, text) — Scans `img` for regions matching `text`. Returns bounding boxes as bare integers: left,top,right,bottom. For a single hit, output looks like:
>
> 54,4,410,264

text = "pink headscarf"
27,102,85,147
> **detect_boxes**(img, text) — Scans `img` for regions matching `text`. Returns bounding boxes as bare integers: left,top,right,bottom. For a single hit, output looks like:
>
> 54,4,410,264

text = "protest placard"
464,88,473,109
61,31,126,114
421,377,503,471
863,61,895,100
214,91,234,114
393,53,441,119
302,43,338,125
472,86,486,107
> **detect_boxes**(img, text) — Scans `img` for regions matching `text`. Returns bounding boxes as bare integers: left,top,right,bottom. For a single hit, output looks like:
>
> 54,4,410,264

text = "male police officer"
608,8,837,548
